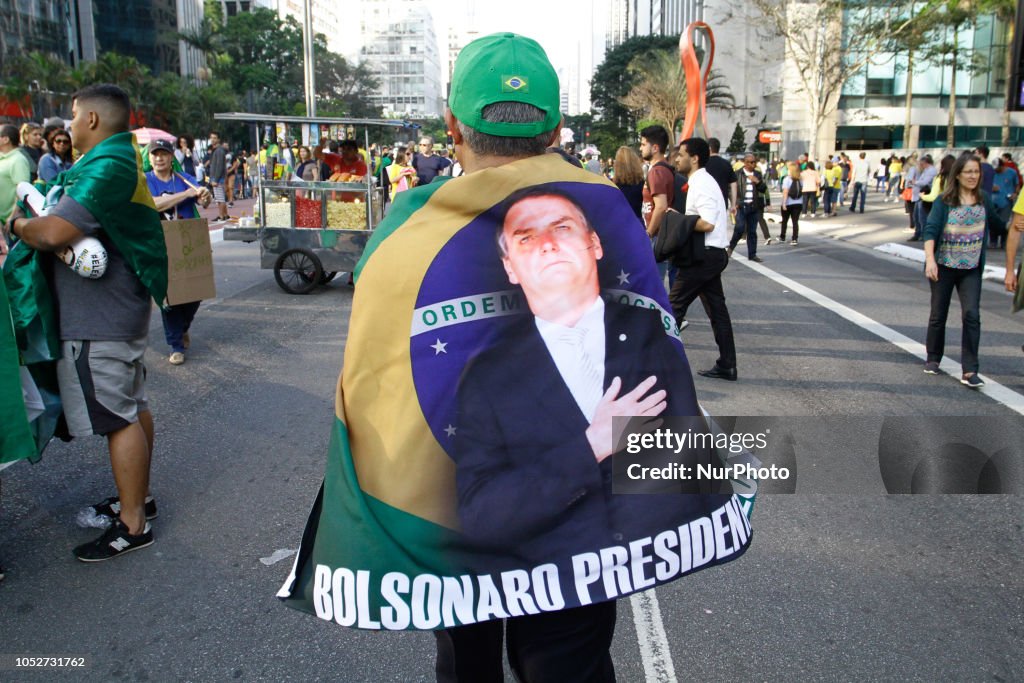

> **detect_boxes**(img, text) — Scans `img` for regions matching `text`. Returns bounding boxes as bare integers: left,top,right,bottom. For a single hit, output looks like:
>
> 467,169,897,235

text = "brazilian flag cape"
1,132,167,461
54,132,168,305
278,154,756,631
0,271,37,464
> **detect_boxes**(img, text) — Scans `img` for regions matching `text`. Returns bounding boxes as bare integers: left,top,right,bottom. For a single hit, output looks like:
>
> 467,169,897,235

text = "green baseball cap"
449,32,561,138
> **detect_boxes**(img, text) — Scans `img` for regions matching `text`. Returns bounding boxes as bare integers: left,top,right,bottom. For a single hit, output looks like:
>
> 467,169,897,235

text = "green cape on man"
1,131,167,460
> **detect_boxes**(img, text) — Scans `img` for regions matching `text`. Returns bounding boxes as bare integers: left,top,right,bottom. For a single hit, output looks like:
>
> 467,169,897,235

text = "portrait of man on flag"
278,33,755,638
450,185,732,570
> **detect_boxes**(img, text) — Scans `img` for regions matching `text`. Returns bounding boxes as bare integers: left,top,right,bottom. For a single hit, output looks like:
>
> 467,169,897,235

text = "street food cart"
215,113,414,294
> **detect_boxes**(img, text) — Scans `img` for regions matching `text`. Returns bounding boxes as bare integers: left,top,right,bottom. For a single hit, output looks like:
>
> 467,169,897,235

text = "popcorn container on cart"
224,179,385,294
215,112,415,294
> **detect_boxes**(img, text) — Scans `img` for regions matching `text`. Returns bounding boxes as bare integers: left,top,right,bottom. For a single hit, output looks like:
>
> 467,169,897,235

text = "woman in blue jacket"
922,153,1005,388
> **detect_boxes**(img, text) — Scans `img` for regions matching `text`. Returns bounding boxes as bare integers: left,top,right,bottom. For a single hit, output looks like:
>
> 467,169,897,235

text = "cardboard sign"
163,218,216,305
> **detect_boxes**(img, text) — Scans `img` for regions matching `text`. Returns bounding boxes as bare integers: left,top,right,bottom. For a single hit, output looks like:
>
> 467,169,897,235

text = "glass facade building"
358,0,442,118
0,1,74,72
89,0,180,76
838,12,1019,147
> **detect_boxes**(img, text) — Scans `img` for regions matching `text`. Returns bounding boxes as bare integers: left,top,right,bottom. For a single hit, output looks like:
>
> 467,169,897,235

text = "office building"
356,0,443,118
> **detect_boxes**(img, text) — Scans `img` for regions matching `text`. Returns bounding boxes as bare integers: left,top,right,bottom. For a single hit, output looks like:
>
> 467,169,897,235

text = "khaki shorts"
57,339,149,437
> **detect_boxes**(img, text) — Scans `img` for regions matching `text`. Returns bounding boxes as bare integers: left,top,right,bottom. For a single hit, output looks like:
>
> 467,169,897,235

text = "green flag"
0,269,38,465
54,131,168,306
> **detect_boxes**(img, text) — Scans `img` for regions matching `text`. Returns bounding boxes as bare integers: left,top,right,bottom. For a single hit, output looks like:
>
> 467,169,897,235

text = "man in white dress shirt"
668,137,738,381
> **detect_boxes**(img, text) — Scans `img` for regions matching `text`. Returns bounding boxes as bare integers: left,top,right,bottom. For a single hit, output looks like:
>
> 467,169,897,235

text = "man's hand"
1006,268,1017,293
197,187,212,207
585,376,667,463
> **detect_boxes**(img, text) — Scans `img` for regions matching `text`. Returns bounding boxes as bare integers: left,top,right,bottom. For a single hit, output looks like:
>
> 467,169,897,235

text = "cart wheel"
320,271,338,284
274,249,323,294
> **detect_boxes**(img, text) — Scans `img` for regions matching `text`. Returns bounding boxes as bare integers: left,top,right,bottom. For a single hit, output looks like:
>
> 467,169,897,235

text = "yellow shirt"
1012,188,1024,215
921,176,944,203
824,166,842,189
889,161,903,175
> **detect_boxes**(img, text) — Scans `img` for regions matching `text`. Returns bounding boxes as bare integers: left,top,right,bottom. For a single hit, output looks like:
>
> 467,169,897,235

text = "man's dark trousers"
851,181,866,213
668,247,737,370
435,601,617,682
730,204,760,258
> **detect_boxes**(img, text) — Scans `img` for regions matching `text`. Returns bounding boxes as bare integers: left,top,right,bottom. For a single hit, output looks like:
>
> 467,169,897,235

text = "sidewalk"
197,194,257,228
762,190,1016,283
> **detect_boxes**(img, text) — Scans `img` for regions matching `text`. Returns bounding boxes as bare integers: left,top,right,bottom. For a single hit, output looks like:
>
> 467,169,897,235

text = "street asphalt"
0,188,1021,682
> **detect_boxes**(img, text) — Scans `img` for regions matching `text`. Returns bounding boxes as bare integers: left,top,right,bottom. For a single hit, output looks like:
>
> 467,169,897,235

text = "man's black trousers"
434,601,617,682
668,247,737,370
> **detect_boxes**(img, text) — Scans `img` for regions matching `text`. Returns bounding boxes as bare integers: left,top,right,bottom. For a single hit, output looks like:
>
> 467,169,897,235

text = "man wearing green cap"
435,32,619,682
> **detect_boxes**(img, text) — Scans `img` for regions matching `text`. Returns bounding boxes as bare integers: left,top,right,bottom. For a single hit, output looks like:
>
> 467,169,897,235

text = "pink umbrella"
131,127,177,145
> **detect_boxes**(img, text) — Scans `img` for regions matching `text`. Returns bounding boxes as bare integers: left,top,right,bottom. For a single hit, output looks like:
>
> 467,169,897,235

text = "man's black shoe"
907,236,920,241
749,256,764,263
698,365,737,381
73,519,153,562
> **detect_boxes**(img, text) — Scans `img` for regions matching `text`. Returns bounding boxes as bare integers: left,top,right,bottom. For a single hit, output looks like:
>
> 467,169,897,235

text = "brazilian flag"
0,272,36,465
1,131,167,461
278,154,756,631
53,132,168,306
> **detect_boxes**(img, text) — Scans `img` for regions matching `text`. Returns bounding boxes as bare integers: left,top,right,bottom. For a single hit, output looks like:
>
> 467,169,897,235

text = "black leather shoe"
698,365,737,381
749,256,764,263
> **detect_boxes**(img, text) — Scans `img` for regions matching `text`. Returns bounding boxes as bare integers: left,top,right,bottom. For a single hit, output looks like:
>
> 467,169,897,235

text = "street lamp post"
303,0,317,117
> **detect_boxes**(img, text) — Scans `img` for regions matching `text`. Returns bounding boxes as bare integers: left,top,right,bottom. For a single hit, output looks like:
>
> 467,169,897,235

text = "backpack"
787,178,802,199
654,161,688,212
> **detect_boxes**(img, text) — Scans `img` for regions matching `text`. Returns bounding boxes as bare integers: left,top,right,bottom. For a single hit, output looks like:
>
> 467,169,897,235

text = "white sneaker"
169,352,185,365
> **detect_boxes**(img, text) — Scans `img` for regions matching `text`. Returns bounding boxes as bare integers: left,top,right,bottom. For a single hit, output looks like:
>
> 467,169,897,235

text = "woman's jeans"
780,204,802,240
162,301,201,353
802,192,818,215
822,186,835,215
887,173,901,198
927,265,982,373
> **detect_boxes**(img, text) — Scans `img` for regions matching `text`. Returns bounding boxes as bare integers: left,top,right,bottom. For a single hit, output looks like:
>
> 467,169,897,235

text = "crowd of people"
0,25,1021,680
595,128,1022,389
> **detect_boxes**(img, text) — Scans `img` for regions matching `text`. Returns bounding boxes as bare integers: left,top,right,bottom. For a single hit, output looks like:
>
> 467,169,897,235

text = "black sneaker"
73,519,153,562
923,361,940,375
960,373,985,389
90,495,158,521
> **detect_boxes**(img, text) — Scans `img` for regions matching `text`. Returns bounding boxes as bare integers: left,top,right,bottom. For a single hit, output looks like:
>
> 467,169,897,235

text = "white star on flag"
431,339,448,355
444,424,457,437
617,270,630,285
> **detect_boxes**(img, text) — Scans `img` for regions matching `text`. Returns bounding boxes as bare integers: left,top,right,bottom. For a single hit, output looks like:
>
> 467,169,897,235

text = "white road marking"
210,228,224,244
873,242,1007,282
735,256,1024,416
259,548,297,566
630,590,678,682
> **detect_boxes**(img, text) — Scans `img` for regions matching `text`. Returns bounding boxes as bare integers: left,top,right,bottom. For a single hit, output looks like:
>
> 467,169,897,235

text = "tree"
748,0,938,158
590,35,678,149
979,0,1018,145
727,123,747,154
618,49,734,141
919,1,976,148
198,8,380,118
